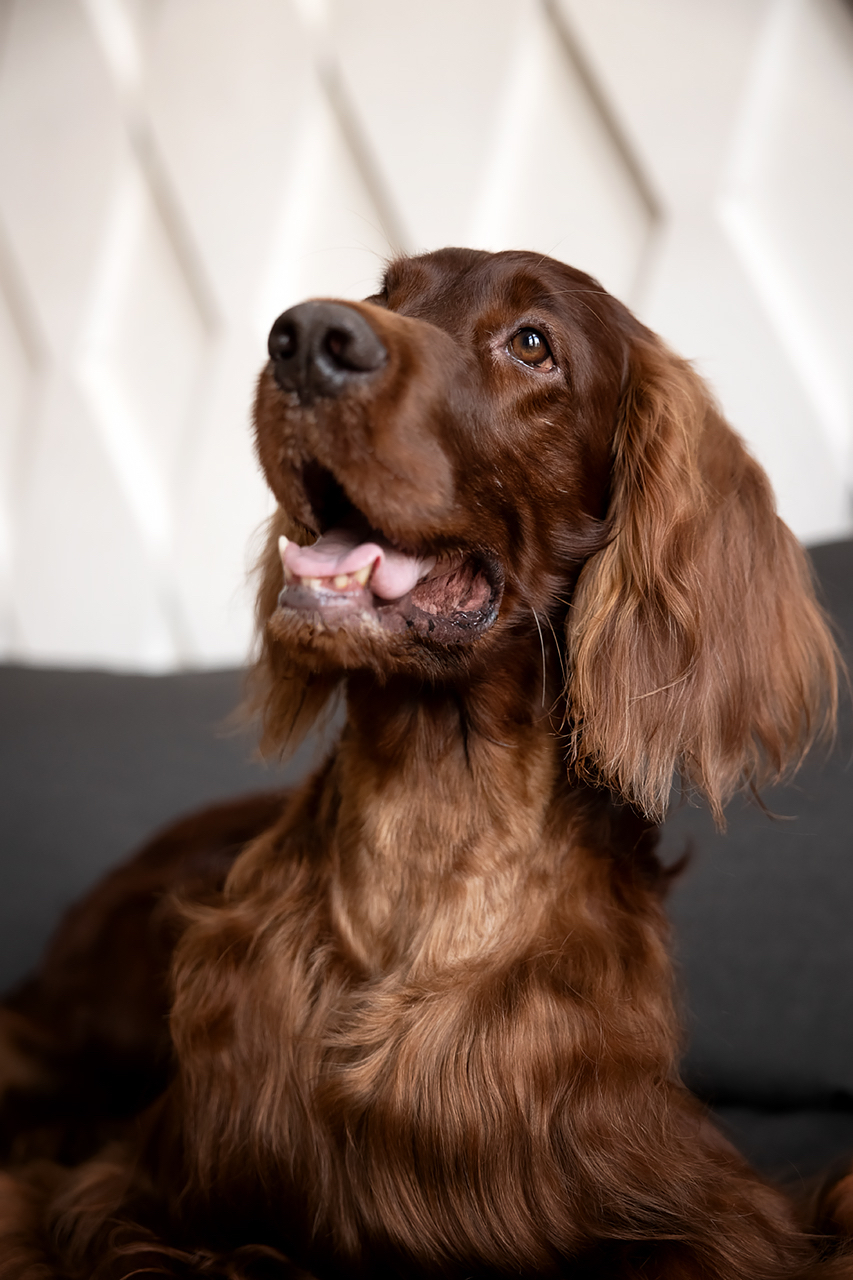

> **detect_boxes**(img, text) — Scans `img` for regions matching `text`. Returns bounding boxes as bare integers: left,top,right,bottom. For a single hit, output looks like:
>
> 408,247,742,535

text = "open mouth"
276,464,503,643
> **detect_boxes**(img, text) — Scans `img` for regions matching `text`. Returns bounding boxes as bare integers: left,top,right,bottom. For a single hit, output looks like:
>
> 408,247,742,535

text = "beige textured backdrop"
0,0,851,670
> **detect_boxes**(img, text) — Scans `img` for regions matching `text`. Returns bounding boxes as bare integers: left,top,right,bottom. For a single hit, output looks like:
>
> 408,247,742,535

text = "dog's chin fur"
0,247,846,1280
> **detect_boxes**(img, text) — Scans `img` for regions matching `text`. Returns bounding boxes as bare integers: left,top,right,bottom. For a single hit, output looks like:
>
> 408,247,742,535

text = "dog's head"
253,248,838,821
254,248,621,670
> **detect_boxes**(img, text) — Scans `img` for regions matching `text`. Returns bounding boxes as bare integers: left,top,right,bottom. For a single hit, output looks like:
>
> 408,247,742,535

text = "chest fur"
171,805,673,1271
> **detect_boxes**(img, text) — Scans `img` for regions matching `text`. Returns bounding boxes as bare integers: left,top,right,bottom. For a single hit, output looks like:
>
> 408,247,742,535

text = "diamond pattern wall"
721,0,853,470
0,0,850,670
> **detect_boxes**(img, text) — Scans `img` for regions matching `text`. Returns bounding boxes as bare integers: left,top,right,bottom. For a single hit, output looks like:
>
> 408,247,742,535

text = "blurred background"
0,0,852,673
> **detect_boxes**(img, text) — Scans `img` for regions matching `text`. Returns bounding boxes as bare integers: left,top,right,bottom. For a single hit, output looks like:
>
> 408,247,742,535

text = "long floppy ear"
247,507,340,756
566,336,840,824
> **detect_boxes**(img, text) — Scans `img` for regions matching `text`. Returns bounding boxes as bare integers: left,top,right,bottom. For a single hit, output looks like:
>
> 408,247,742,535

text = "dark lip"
276,560,504,644
276,545,504,647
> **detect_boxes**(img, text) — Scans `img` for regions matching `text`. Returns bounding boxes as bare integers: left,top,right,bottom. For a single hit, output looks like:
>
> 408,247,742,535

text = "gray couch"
2,538,851,1187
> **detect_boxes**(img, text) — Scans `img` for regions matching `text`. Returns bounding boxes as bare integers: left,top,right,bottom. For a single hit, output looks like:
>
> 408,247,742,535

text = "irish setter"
1,247,851,1279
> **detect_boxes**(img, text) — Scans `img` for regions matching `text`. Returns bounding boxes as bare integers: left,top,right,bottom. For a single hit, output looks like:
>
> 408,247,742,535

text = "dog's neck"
324,656,573,972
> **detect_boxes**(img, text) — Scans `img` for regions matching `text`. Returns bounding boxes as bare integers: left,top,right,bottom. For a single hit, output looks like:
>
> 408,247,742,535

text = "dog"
0,247,850,1278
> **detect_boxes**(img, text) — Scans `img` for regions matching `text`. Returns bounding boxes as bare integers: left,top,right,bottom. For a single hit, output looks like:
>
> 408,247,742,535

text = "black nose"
268,301,387,402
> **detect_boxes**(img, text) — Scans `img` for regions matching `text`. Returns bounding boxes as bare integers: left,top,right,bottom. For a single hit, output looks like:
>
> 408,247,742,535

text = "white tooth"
354,565,371,586
278,534,290,562
304,577,323,590
333,574,350,590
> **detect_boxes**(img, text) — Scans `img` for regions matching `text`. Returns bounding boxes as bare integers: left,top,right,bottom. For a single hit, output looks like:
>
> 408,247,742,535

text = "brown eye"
508,328,553,368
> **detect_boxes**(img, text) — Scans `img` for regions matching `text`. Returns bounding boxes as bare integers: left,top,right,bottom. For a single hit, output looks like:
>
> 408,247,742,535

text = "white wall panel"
0,0,850,670
330,0,520,253
145,0,314,317
14,370,176,666
557,0,771,211
721,0,853,477
560,0,853,542
171,332,275,666
642,212,847,541
467,0,654,301
0,1,126,350
0,262,33,650
253,80,398,323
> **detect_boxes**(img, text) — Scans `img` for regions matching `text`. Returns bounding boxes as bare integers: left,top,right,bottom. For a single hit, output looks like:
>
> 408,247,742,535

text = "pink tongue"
282,529,436,601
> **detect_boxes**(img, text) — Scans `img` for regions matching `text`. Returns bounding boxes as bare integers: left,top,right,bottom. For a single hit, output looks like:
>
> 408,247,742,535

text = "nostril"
268,322,297,363
320,318,387,375
324,328,353,369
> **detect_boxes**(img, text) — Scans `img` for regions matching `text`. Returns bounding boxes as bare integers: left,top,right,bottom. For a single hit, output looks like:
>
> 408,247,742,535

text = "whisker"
547,288,613,298
543,611,566,682
530,606,548,709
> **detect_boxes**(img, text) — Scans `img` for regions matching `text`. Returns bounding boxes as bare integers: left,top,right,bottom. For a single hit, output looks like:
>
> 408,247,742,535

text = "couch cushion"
0,667,327,989
712,1105,853,1185
662,539,853,1103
